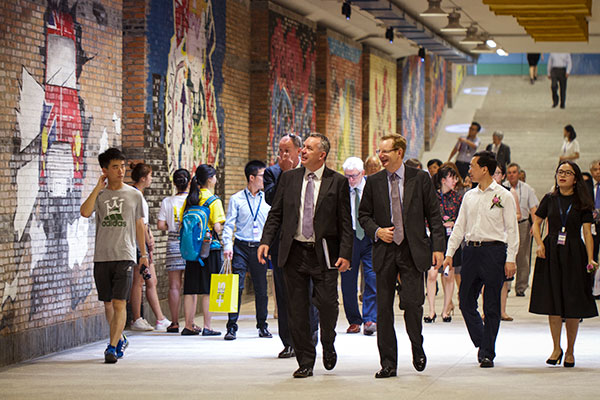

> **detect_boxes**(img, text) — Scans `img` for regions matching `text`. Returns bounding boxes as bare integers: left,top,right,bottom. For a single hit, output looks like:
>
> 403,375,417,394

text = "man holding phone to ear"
80,147,147,364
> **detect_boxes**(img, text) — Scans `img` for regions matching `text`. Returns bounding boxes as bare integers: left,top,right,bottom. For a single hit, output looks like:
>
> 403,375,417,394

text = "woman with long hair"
425,167,462,323
180,164,225,336
157,168,191,333
130,162,171,331
530,161,598,367
559,124,580,163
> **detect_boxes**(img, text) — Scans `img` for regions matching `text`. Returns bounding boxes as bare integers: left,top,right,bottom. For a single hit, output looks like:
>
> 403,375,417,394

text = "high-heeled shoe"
424,314,436,323
546,349,563,366
442,315,452,323
564,354,575,368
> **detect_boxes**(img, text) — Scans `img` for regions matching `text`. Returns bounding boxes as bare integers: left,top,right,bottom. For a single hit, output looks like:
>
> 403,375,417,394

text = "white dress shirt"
446,180,519,262
561,138,580,158
295,163,325,242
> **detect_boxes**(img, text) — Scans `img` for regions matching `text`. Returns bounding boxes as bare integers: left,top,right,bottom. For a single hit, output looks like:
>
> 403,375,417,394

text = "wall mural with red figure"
426,54,446,148
400,55,425,159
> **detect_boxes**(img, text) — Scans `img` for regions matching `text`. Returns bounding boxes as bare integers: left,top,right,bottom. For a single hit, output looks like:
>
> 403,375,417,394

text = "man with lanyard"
444,151,519,368
223,160,272,340
505,163,539,297
341,157,377,335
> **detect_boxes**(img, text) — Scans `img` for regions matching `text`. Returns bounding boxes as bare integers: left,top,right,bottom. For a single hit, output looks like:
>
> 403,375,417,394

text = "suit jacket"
486,143,511,167
263,163,282,206
358,166,445,273
261,166,354,270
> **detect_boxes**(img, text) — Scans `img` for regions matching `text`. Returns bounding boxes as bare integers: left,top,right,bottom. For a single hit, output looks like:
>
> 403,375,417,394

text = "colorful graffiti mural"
328,37,362,170
368,53,396,155
149,0,226,178
6,0,94,328
400,56,425,159
268,13,316,162
427,54,446,142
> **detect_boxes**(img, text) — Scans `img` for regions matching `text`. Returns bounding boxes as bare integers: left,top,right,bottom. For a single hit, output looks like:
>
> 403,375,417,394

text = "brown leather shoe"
346,324,361,333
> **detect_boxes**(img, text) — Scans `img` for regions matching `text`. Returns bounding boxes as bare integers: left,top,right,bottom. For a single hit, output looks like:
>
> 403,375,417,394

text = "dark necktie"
354,188,364,240
390,174,404,245
595,183,600,209
302,173,315,239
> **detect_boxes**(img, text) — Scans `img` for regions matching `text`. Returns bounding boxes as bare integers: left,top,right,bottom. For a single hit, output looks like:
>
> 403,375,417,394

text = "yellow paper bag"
209,259,239,313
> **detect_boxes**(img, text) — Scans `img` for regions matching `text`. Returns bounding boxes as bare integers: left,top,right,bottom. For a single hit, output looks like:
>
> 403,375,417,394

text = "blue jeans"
341,234,377,324
227,241,268,330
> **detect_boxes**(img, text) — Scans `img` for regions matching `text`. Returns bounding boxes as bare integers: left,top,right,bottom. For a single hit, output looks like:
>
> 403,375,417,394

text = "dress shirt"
295,163,325,242
446,180,519,262
223,188,271,251
350,177,366,231
387,164,405,223
505,181,539,220
456,136,480,163
547,53,572,75
561,139,580,158
491,143,499,155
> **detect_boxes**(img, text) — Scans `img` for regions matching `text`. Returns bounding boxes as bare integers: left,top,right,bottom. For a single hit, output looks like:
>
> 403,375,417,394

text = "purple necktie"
302,173,315,239
390,174,404,245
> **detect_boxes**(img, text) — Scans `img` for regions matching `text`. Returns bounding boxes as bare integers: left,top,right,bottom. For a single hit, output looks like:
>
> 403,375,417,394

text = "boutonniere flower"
490,194,504,209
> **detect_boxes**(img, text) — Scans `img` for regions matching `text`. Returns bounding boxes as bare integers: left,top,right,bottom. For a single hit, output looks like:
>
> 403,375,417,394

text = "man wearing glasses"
359,134,445,378
342,157,377,336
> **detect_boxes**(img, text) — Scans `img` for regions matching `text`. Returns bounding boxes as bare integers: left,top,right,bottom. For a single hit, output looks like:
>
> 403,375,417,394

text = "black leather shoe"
224,327,236,341
278,346,295,359
323,350,337,370
258,327,272,338
375,367,397,378
413,355,427,372
293,367,313,378
480,357,494,368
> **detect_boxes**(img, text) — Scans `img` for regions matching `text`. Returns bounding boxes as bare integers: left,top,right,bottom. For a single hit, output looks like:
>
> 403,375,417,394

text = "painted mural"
400,56,425,159
368,53,396,156
328,37,362,170
4,0,97,328
268,12,316,162
148,0,226,179
427,54,446,143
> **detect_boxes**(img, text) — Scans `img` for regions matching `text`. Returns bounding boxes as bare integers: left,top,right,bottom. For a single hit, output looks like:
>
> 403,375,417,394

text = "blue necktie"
595,183,600,209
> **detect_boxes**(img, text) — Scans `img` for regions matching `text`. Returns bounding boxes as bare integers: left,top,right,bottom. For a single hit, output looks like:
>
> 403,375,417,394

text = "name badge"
557,229,567,246
253,221,260,241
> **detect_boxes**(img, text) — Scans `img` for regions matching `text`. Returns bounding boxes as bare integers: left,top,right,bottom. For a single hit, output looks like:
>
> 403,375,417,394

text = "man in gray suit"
359,134,445,378
485,131,511,168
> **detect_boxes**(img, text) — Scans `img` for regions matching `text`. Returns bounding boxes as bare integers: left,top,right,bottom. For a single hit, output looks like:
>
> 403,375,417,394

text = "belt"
465,240,506,247
236,239,261,247
518,219,529,224
293,240,315,249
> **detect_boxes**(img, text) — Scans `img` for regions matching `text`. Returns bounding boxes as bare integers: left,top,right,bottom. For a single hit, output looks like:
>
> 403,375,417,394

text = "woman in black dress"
530,161,598,367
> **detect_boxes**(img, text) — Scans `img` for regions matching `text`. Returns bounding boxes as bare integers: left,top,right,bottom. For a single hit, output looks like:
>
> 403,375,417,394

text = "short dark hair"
473,150,497,176
507,162,521,173
98,147,125,169
564,124,576,141
308,133,330,157
427,159,443,168
130,162,152,183
244,160,266,182
471,122,481,132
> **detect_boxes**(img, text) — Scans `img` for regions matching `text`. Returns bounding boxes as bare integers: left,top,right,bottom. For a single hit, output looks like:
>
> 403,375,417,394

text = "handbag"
208,257,239,313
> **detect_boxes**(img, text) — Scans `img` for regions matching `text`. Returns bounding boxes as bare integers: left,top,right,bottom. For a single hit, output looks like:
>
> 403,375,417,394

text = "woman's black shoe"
546,349,563,365
424,314,436,323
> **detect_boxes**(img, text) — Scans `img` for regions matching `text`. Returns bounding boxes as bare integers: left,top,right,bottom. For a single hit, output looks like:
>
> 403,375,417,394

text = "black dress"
529,193,598,318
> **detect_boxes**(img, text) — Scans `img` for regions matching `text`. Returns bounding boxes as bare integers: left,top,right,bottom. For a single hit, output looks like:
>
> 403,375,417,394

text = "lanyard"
439,190,446,211
557,197,572,231
244,190,262,222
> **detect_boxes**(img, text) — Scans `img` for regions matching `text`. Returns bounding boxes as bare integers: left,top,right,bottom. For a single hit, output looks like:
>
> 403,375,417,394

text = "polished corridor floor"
2,75,600,399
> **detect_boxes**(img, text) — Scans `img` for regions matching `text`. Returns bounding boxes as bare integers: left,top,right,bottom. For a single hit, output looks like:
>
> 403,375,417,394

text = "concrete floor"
2,75,600,399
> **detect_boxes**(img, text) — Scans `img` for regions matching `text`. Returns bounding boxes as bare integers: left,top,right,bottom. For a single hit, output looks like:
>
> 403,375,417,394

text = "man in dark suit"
485,131,511,168
259,133,353,378
359,134,445,378
263,133,319,359
586,160,600,262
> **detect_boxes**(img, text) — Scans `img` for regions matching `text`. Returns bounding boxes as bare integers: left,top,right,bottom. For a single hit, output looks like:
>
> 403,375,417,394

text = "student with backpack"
180,164,226,336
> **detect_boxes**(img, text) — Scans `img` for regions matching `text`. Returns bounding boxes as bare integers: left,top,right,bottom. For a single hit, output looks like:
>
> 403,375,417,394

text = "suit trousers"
341,234,377,325
271,238,319,348
460,244,506,361
515,220,533,293
550,67,567,107
592,225,600,262
283,241,339,369
376,240,425,369
227,241,268,330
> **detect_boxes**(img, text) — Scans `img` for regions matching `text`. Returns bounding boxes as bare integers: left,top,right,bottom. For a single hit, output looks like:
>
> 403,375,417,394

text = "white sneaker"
155,318,171,331
131,317,154,331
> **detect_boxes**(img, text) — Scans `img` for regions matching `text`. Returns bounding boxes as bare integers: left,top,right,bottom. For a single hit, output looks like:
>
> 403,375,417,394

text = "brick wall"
0,0,123,366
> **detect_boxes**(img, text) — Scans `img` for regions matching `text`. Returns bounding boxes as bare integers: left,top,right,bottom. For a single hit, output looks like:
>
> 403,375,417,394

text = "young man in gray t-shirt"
80,147,147,363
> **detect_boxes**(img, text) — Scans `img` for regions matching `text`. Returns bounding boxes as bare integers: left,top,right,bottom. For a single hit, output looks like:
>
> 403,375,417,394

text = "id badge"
253,221,260,241
446,227,453,236
557,231,567,245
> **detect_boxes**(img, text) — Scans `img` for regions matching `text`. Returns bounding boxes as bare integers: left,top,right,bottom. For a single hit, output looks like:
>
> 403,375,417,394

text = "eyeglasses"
344,172,362,179
376,148,398,156
556,170,575,177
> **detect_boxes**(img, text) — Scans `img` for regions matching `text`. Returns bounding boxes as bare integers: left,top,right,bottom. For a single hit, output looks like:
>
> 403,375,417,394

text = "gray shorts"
94,261,134,302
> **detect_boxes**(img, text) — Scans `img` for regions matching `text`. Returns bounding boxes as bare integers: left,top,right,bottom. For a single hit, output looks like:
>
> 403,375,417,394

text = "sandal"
166,322,179,333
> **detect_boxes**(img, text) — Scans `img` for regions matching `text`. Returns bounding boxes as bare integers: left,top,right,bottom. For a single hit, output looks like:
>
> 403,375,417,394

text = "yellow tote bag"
209,258,239,313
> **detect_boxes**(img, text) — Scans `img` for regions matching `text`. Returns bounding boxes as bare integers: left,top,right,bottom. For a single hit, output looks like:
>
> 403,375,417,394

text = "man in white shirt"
547,53,572,109
444,151,519,368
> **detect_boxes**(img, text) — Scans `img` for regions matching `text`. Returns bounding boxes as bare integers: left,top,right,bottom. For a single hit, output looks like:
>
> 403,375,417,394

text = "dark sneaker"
104,345,118,364
202,328,222,336
166,322,179,333
116,334,128,358
258,327,272,338
224,328,236,340
181,327,200,336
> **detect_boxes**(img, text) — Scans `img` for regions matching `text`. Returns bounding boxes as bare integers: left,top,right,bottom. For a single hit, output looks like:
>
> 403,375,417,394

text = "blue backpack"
179,195,218,265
